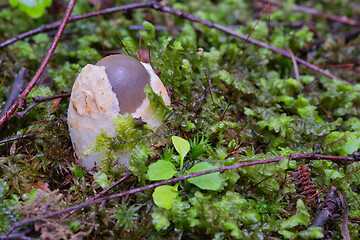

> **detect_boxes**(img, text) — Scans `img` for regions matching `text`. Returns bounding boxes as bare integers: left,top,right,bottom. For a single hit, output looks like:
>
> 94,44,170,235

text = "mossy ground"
1,0,360,239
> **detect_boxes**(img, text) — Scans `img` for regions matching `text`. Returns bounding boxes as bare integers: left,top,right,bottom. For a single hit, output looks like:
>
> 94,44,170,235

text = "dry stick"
0,2,347,85
287,48,300,82
0,0,76,128
256,0,360,27
16,93,70,118
62,172,133,218
306,165,360,202
3,157,283,235
227,0,271,71
5,152,360,235
205,73,219,118
0,2,153,49
0,133,36,145
151,2,349,85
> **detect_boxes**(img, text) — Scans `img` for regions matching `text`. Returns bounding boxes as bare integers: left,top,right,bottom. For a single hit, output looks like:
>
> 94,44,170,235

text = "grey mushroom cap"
96,54,151,114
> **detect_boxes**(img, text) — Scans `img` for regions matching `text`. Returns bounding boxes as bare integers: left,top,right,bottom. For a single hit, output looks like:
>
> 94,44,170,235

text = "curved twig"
256,0,360,27
0,2,153,49
16,93,70,118
151,2,349,84
4,152,359,235
0,0,77,128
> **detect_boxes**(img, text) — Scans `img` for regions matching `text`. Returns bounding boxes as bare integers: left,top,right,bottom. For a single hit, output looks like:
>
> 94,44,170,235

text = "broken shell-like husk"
67,62,170,170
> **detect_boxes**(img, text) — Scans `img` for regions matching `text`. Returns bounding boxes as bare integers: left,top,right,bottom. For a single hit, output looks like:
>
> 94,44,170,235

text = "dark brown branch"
257,0,360,27
5,157,285,235
5,152,360,235
0,2,153,49
0,228,32,240
0,2,10,8
0,0,76,128
62,172,132,218
16,93,70,118
151,2,349,85
0,133,36,145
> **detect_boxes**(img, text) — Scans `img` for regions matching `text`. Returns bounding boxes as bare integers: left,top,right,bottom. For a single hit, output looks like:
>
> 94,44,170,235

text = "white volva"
68,57,170,170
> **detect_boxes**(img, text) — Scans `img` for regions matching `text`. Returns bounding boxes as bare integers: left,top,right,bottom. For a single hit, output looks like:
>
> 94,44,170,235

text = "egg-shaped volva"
67,54,170,170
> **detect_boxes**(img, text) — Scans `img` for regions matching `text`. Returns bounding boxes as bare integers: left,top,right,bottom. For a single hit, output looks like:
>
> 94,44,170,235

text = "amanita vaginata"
67,54,170,170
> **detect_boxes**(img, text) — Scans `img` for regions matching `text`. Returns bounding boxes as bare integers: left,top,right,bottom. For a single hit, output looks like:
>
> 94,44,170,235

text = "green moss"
2,0,360,238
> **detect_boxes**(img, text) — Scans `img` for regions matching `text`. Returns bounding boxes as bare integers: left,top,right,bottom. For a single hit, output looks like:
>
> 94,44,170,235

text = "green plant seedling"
152,184,178,209
186,162,222,191
171,136,190,172
93,172,110,189
9,0,52,18
148,160,177,181
68,163,86,179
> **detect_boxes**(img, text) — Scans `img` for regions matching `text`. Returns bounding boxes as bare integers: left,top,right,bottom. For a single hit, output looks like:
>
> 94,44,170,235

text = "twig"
204,73,219,118
0,2,10,8
0,133,36,145
0,0,76,128
0,68,28,118
151,2,349,85
0,2,154,49
62,172,132,218
227,0,271,71
16,93,70,118
5,157,285,235
0,228,32,240
306,164,360,201
257,0,360,27
5,152,360,235
287,48,300,82
1,2,347,85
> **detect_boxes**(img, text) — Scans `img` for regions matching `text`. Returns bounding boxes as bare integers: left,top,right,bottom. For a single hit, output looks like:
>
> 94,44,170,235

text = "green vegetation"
1,0,360,238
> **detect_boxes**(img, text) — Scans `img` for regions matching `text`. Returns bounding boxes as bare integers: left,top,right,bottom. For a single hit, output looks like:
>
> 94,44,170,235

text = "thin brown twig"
256,0,360,27
0,0,76,128
287,48,300,82
151,2,349,85
0,2,154,49
16,93,70,118
0,133,36,145
1,2,347,84
306,165,360,202
5,152,360,235
63,172,132,218
227,0,271,71
95,0,105,52
205,73,219,118
0,74,6,88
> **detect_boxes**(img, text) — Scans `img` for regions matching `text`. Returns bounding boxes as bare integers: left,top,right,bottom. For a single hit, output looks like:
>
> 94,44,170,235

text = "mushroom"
67,54,170,170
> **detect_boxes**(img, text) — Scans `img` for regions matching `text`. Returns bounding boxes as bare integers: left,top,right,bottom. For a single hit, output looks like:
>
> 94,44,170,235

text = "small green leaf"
94,172,110,189
67,220,82,233
68,163,85,179
152,185,178,209
21,189,42,201
187,162,222,191
280,199,310,229
9,0,52,18
148,160,177,181
171,136,190,171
